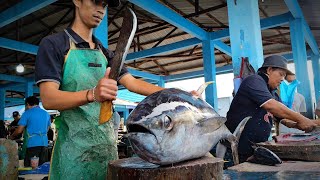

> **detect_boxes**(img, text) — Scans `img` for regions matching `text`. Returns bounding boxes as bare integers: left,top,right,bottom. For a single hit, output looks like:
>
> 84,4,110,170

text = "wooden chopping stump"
0,139,19,180
107,156,224,180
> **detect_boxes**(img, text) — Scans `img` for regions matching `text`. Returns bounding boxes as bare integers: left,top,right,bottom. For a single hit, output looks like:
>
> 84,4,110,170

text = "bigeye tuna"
126,82,250,165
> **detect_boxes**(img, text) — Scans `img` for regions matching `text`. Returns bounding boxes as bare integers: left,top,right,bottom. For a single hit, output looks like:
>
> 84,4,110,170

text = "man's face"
267,67,286,90
13,115,20,121
75,0,107,28
285,74,296,83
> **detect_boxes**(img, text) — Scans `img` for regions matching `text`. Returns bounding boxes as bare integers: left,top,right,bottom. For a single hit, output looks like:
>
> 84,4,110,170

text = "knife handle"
99,101,113,124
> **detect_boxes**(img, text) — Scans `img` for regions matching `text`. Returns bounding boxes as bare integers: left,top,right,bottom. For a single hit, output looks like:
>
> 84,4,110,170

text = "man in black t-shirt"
9,111,22,140
225,55,317,164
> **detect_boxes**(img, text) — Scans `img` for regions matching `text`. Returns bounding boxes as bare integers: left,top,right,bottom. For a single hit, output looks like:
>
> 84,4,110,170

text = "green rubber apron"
49,31,118,179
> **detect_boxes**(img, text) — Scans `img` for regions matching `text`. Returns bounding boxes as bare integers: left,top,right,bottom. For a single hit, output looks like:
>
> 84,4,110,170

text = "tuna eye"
163,116,172,129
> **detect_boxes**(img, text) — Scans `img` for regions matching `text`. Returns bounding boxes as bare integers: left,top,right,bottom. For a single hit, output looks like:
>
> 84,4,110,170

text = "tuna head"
126,88,226,165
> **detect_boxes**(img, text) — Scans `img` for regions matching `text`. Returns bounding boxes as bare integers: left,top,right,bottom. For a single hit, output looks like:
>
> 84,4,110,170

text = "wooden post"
107,156,224,180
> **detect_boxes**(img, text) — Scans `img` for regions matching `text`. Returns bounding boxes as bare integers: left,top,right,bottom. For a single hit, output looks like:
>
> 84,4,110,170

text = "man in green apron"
35,0,165,179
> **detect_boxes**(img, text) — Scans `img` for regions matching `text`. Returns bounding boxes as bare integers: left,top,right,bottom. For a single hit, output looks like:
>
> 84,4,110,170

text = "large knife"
99,8,137,124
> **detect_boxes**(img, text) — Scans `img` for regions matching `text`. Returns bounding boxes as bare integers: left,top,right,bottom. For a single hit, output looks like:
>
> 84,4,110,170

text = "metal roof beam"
0,74,28,83
164,65,234,82
214,41,231,56
128,0,208,40
3,85,39,93
284,0,320,55
126,38,201,61
0,37,38,55
127,68,161,81
208,12,292,40
0,0,58,28
128,12,292,61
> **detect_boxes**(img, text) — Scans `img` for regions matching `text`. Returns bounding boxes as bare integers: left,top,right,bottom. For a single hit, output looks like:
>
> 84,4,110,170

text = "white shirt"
292,92,306,113
280,92,306,134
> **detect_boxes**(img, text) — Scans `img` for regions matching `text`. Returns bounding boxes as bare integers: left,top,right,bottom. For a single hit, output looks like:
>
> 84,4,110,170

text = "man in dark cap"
9,111,22,140
224,55,317,165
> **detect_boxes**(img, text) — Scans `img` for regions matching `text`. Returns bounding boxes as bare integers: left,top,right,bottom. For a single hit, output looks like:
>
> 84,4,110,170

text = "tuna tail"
196,81,214,96
247,146,282,166
216,116,251,165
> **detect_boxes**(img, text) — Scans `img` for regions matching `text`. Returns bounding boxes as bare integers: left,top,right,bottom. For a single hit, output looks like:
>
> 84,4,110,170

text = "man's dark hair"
258,67,268,74
25,96,40,106
258,67,282,74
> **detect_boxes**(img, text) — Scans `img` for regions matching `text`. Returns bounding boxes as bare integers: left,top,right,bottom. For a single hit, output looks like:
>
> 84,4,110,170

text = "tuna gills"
126,82,250,165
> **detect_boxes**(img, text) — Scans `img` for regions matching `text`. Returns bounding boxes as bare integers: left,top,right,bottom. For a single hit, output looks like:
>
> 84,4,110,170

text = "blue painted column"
290,18,313,118
158,76,165,88
202,40,218,111
25,81,33,98
227,0,264,76
311,54,320,103
0,89,5,120
123,109,129,122
94,10,108,48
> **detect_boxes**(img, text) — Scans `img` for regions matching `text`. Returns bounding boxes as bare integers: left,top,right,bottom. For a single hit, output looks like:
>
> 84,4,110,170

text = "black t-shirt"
35,27,128,86
9,120,19,127
9,119,22,139
0,121,7,138
226,73,280,158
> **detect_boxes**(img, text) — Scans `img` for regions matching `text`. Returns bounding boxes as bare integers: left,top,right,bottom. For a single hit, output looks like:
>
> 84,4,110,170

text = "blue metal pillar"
311,54,320,103
123,109,129,122
158,76,165,88
202,40,218,111
94,10,108,48
227,0,264,75
0,89,5,120
25,81,33,98
290,18,313,118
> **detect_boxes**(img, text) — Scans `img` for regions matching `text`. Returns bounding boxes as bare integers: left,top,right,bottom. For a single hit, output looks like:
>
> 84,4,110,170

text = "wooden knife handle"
99,101,113,124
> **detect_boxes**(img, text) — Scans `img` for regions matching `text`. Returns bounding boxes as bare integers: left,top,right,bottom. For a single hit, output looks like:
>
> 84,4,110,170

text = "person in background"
316,99,320,118
279,73,307,134
279,73,306,114
47,115,55,142
112,111,121,141
0,120,8,138
9,96,51,167
225,55,317,166
9,111,22,140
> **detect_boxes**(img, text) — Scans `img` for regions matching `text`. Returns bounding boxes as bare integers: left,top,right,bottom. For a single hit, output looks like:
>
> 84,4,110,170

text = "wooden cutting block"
257,139,320,161
107,156,224,180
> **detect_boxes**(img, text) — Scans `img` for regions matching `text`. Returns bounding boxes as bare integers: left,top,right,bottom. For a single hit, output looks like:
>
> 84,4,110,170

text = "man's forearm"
264,99,308,123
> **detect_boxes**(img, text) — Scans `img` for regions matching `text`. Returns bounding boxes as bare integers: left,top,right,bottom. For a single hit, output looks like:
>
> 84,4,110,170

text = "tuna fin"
230,116,251,165
195,81,214,97
198,116,226,134
233,116,251,139
215,116,251,165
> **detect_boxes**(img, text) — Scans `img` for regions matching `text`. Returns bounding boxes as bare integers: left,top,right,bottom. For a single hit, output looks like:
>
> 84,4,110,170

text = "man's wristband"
92,86,98,102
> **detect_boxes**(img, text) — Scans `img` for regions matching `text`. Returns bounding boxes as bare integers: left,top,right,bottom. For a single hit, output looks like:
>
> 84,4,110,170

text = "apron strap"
64,29,78,50
27,131,48,146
